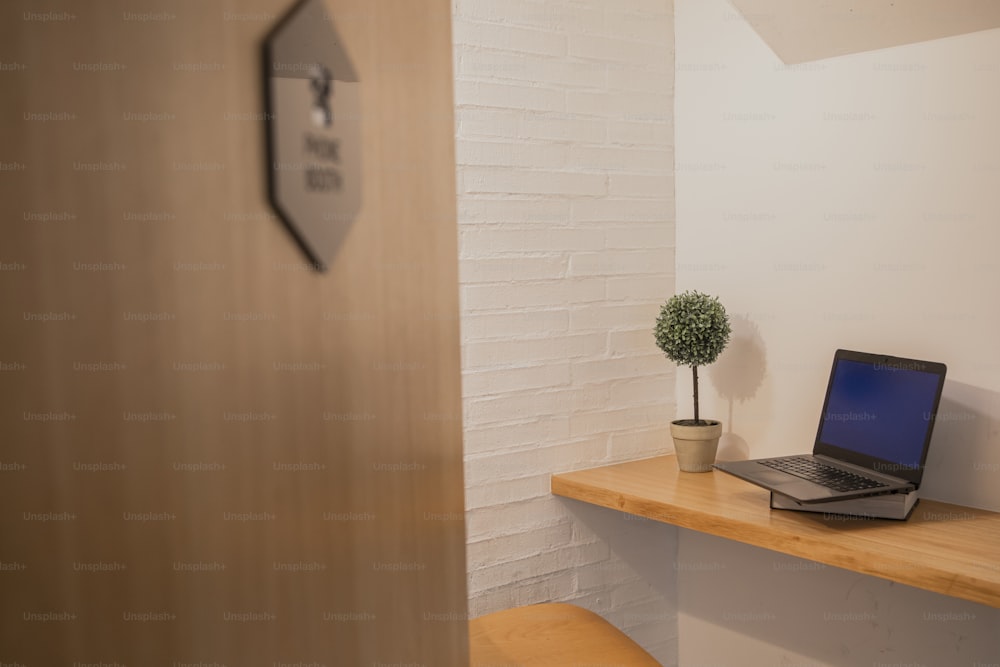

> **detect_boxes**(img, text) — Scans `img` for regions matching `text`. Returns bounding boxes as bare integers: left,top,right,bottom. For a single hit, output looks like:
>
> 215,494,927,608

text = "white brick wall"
453,0,679,663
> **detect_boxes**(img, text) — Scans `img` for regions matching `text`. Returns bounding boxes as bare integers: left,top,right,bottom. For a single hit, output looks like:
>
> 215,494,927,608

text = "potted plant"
654,291,732,472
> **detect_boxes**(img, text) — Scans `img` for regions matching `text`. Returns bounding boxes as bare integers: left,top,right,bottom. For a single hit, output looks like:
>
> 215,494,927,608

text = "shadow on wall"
920,379,1000,511
678,531,1000,667
558,501,679,666
709,313,767,462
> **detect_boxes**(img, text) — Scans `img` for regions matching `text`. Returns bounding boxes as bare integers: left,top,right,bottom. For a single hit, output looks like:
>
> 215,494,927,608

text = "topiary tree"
654,291,732,426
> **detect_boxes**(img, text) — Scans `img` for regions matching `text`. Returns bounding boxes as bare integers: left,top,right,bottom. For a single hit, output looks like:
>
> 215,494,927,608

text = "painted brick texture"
453,0,678,662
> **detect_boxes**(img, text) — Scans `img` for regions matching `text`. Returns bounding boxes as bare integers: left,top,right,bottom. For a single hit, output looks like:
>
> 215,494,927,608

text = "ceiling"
729,0,1000,63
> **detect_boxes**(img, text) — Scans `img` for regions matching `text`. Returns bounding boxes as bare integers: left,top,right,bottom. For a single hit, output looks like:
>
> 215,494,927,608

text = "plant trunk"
692,365,700,425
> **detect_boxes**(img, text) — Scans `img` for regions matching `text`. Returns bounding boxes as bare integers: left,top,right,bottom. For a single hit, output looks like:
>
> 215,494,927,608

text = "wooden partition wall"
0,0,468,664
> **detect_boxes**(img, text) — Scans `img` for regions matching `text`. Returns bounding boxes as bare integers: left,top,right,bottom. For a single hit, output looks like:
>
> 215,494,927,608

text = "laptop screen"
815,351,946,484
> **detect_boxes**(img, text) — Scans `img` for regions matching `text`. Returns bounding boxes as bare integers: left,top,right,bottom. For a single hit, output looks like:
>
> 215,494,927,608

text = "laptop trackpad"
755,471,795,486
772,477,832,501
748,469,829,499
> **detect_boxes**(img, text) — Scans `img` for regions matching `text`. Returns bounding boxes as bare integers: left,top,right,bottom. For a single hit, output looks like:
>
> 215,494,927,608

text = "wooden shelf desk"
551,455,1000,608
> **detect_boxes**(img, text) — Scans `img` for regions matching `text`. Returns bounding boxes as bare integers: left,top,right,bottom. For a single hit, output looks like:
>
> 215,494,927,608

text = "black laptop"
714,349,947,504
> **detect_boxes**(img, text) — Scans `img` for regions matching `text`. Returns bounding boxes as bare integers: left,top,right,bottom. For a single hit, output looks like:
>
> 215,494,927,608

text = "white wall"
678,531,1000,667
676,0,1000,664
452,0,679,662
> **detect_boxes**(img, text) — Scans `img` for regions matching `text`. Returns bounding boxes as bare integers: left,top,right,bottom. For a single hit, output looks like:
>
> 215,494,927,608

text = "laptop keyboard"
759,457,889,492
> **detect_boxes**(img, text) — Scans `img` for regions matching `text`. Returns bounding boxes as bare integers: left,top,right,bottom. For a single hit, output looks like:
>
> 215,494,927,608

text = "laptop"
714,349,947,504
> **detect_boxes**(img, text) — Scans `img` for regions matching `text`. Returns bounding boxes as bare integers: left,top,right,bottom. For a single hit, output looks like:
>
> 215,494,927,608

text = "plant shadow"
708,313,767,461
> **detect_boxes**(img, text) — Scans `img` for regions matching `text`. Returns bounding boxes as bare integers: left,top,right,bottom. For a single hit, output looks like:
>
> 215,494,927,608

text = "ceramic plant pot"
670,420,723,473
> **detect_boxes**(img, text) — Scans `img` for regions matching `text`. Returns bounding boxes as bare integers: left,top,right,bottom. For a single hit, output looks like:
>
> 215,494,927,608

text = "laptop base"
769,489,920,521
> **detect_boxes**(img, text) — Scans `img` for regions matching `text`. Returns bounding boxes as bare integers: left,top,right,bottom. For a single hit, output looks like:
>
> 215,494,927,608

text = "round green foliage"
654,291,731,367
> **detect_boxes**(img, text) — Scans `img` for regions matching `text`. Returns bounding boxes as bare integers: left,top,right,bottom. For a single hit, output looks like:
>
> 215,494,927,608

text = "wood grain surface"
0,0,468,664
552,456,1000,608
469,602,663,667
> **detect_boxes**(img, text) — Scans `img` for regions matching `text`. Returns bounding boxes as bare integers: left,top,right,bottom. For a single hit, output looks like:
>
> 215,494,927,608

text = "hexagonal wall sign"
264,0,361,271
